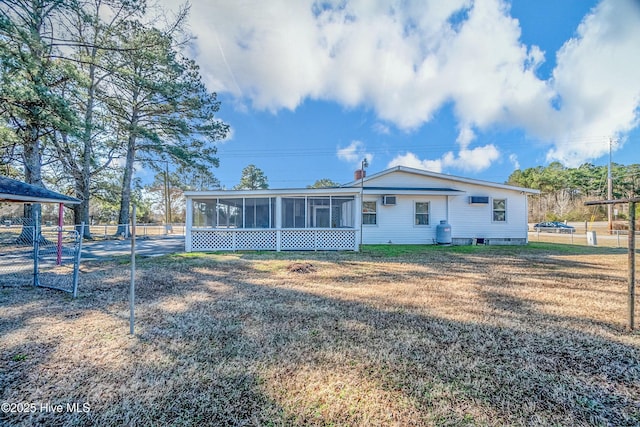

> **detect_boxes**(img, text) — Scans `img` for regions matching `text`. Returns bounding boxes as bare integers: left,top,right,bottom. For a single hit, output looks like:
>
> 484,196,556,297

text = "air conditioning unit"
469,196,489,204
382,195,397,205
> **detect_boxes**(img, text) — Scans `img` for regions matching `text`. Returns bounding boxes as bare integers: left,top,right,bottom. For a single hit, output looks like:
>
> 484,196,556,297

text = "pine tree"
105,11,229,235
307,178,341,188
234,165,269,190
0,0,79,239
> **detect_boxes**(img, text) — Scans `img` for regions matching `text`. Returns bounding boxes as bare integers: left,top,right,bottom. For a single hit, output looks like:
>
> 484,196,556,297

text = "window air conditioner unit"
469,196,489,204
382,195,397,206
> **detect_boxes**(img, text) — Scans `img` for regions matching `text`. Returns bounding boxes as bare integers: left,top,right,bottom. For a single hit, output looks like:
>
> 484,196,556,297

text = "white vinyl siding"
362,171,530,243
362,196,445,244
448,190,526,241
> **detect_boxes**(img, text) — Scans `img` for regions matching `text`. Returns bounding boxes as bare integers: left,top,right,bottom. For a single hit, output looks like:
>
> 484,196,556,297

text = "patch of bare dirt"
286,262,315,274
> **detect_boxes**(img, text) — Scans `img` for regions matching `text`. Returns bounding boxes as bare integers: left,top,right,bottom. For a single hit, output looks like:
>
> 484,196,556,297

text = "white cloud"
171,0,542,126
453,144,501,172
388,144,500,173
456,126,476,148
545,0,640,165
387,152,444,172
509,153,520,170
372,122,391,135
336,140,373,165
169,0,640,169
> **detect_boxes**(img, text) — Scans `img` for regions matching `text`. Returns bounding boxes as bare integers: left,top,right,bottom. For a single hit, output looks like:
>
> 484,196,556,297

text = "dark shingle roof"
0,176,80,204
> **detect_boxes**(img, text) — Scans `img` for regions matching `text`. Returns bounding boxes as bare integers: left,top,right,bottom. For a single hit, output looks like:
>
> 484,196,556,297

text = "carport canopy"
0,176,80,205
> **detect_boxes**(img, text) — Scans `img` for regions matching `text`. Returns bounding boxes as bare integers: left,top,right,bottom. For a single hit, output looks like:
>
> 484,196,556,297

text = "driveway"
81,235,185,260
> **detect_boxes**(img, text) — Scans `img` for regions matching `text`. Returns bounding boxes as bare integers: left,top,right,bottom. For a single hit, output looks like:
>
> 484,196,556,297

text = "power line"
215,136,617,159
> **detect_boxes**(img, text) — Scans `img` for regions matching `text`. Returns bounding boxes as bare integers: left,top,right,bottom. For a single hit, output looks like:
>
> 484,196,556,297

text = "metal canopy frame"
1,176,83,297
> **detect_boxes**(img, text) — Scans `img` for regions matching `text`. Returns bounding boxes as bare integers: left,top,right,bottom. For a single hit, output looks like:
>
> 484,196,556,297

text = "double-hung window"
493,199,506,222
362,201,377,225
415,202,430,225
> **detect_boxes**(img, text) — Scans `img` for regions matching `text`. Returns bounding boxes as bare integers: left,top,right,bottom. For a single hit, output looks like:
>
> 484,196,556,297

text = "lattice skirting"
236,231,277,250
192,230,235,250
190,229,356,251
280,230,356,250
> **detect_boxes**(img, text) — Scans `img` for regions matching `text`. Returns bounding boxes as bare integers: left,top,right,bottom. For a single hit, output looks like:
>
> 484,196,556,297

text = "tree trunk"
17,126,43,243
76,59,97,240
73,198,91,238
116,131,136,237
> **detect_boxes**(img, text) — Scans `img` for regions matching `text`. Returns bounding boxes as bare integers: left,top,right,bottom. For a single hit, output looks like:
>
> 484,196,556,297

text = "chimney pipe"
354,169,366,180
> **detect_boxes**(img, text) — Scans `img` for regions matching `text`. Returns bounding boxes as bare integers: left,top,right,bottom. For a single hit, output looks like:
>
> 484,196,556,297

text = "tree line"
507,162,640,222
0,0,229,238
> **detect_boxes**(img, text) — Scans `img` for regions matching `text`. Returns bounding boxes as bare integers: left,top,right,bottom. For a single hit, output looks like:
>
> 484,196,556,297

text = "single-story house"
184,166,539,252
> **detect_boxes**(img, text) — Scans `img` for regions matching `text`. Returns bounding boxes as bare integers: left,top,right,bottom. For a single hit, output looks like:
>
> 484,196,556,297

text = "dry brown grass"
1,245,639,426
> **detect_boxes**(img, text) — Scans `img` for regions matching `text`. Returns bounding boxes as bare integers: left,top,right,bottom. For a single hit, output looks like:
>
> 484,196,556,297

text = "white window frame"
414,201,430,226
362,200,377,226
492,198,507,222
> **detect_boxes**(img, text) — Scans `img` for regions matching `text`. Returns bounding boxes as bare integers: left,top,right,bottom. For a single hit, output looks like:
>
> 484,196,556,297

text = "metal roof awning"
185,187,360,198
0,176,81,204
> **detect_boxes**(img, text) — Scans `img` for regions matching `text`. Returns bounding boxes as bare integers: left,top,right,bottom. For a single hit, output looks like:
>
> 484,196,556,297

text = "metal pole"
72,222,85,298
164,162,169,234
33,210,39,287
360,172,363,250
130,205,136,335
166,161,172,226
628,202,635,331
608,138,613,235
56,203,63,265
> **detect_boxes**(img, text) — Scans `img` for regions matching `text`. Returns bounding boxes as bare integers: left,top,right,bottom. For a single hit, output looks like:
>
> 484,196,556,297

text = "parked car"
532,221,575,233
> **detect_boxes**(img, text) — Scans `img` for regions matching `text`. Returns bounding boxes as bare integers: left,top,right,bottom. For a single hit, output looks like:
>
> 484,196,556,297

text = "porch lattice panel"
281,230,315,250
192,230,234,250
235,231,277,250
281,229,356,251
191,229,356,251
316,230,356,250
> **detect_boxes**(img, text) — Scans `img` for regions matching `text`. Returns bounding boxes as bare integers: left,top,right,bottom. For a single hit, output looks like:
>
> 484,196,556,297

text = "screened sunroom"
185,189,361,251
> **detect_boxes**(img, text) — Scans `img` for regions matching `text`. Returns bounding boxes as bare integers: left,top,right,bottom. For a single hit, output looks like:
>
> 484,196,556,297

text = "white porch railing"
190,228,357,251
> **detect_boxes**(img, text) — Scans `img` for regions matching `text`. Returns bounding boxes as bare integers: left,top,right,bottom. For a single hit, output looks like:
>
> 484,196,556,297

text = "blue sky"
161,0,640,189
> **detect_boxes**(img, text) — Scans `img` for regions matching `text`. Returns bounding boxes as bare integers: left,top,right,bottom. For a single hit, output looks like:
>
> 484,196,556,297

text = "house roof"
185,166,540,198
0,176,81,204
184,186,360,198
343,166,540,194
362,187,463,196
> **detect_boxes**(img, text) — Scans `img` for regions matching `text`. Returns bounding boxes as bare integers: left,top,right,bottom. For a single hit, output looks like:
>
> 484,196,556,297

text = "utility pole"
608,138,613,234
